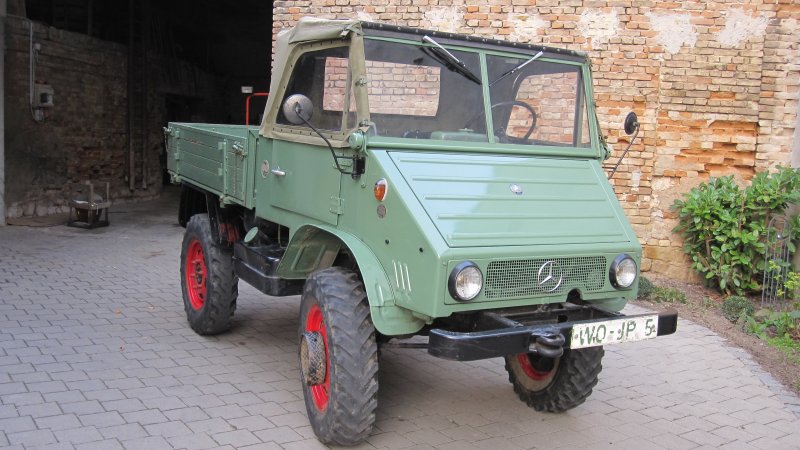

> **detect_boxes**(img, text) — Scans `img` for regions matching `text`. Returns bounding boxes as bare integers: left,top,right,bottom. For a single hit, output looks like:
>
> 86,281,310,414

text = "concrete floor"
1,187,799,449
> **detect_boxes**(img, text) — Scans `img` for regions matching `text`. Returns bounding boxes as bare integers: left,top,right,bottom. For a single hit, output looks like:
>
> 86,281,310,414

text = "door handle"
271,168,286,177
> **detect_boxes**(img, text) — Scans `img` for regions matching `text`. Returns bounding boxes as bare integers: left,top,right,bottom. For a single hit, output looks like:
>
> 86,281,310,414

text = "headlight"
610,254,637,289
448,262,483,301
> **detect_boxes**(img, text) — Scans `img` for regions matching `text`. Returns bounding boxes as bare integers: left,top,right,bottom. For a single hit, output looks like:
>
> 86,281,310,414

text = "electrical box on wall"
34,83,55,108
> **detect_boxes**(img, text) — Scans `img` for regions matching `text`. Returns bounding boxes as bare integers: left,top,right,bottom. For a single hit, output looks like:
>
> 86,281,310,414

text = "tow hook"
530,332,565,359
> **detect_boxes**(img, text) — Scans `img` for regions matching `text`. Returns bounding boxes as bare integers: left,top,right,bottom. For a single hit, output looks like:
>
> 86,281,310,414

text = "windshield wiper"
489,51,544,87
421,35,481,85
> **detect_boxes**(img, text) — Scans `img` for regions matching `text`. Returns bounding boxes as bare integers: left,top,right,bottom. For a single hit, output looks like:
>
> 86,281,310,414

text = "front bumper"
428,305,678,361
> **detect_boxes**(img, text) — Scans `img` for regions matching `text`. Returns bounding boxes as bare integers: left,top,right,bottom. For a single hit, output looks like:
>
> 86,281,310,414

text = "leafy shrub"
638,276,653,299
766,261,800,300
672,166,800,295
651,286,687,304
745,305,800,341
721,296,754,323
783,271,799,300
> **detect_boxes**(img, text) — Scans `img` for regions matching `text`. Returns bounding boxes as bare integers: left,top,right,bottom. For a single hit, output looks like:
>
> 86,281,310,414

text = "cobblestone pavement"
1,189,800,450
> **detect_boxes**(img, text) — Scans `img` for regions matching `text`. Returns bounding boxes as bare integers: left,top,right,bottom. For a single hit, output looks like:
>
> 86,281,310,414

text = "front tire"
505,346,603,412
180,214,238,335
299,267,378,446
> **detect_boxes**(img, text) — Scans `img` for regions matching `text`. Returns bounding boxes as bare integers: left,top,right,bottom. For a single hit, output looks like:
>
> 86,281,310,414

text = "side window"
277,46,351,132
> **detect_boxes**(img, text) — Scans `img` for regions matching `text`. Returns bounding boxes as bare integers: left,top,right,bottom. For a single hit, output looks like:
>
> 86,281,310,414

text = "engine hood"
388,151,634,248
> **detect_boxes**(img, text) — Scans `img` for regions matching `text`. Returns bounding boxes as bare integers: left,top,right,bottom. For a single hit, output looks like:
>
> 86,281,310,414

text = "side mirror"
282,94,313,125
624,111,639,136
609,111,642,180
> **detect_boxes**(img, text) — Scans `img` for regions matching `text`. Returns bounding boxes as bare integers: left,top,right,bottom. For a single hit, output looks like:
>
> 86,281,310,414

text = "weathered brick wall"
4,18,159,216
4,18,223,218
274,0,800,280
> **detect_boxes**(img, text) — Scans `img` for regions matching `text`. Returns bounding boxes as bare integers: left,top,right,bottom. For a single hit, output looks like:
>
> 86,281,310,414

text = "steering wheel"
465,100,537,142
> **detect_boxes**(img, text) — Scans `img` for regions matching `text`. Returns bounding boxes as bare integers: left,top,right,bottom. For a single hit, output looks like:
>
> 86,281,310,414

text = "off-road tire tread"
181,214,238,335
301,267,378,446
505,347,603,412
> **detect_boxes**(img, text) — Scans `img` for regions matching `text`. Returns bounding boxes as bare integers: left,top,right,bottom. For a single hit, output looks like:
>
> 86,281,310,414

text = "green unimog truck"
165,17,677,446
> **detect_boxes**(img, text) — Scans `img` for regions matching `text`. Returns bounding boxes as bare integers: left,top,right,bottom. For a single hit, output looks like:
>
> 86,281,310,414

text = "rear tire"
299,267,378,446
180,214,238,335
505,346,603,412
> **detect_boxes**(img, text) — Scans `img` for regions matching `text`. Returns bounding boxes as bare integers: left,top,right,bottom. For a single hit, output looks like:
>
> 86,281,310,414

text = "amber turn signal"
374,179,388,202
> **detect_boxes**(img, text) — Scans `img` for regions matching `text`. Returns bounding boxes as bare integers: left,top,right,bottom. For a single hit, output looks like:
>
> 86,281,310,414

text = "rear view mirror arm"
295,104,365,179
608,112,640,180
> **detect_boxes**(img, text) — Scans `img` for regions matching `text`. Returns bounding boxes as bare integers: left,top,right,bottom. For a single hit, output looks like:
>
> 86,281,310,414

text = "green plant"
638,276,653,299
766,335,800,364
745,306,800,340
766,261,800,300
651,286,687,304
700,296,717,309
784,271,799,300
721,296,754,322
672,166,800,295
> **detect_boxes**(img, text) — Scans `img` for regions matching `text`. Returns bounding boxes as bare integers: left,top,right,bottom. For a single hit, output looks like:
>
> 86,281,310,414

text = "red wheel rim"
305,304,330,411
516,353,552,381
185,239,207,311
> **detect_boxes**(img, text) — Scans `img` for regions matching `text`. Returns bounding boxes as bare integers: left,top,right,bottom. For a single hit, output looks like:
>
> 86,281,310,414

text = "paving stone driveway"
1,189,800,450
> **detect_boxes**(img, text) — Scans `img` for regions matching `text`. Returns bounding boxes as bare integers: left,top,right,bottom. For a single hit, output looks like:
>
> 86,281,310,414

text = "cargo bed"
165,123,260,208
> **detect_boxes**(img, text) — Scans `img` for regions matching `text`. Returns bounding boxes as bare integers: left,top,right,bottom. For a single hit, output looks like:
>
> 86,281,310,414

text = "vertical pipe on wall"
0,0,6,226
793,100,800,170
127,0,134,190
792,100,800,270
87,0,92,36
140,0,148,190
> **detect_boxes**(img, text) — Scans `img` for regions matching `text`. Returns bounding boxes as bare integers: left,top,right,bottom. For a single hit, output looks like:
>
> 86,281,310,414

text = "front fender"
277,224,427,336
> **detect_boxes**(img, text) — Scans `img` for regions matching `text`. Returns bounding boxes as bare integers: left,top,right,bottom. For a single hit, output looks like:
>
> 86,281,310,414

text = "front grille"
484,257,607,299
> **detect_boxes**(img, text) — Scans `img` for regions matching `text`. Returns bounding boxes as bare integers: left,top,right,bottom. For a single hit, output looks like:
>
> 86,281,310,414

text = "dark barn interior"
3,0,273,219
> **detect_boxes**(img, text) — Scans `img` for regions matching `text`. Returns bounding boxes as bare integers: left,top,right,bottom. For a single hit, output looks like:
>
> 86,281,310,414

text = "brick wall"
274,0,800,280
3,18,222,218
4,18,156,216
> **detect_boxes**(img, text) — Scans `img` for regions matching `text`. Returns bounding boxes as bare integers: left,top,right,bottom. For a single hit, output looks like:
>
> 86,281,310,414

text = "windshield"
363,38,485,141
362,38,592,148
486,54,591,147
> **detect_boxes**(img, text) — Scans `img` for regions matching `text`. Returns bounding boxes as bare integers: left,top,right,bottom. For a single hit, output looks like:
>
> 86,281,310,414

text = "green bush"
721,296,754,323
651,286,687,304
745,305,800,341
783,271,799,300
672,166,800,295
638,276,653,299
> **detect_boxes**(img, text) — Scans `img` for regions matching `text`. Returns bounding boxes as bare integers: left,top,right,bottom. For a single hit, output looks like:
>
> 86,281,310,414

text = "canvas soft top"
261,17,362,138
260,17,588,138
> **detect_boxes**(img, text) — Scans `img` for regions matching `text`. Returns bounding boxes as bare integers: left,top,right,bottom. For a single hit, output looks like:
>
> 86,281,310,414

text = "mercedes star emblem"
537,260,564,292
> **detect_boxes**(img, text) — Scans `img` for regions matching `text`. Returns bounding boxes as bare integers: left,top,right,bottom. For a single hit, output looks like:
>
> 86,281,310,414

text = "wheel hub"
194,262,203,284
300,331,327,386
185,239,207,311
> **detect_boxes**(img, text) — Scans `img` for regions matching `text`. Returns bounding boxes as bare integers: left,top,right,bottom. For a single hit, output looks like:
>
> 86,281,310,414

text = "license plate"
570,315,659,349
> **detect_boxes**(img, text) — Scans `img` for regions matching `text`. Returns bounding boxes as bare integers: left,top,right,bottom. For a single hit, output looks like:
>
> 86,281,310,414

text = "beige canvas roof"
260,17,362,138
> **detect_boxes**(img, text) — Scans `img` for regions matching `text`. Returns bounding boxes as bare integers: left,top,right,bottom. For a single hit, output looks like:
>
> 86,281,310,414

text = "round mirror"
624,112,639,136
282,94,313,125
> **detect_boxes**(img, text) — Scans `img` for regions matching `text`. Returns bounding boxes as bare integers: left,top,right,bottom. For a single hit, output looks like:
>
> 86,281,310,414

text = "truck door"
267,45,353,226
269,140,342,225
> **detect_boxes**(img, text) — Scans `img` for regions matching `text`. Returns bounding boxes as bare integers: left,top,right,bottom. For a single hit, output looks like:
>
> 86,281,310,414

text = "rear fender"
180,185,241,248
277,224,427,335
